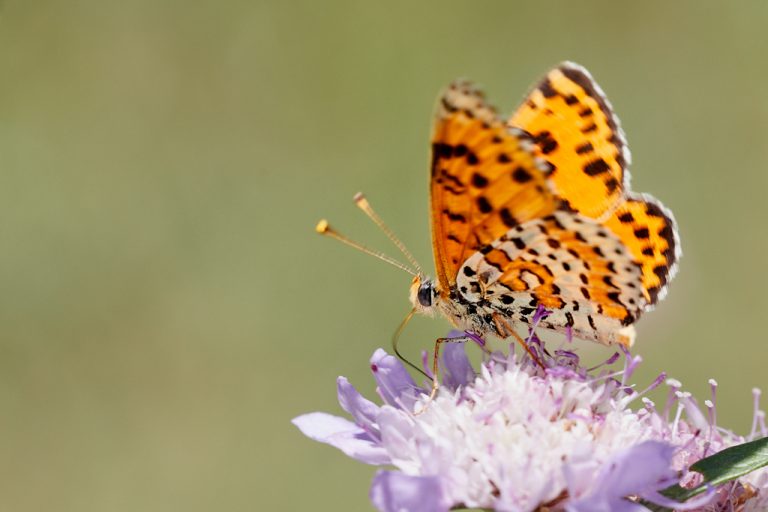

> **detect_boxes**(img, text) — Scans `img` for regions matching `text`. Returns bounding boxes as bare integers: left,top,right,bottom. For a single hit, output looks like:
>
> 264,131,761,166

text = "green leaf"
636,500,672,512
661,436,768,503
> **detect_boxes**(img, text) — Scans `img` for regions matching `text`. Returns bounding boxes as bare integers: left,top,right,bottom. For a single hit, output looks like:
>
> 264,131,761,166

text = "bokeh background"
1,1,767,510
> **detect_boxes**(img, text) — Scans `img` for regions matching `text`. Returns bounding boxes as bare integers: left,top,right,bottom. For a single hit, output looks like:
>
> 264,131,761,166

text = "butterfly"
319,62,680,362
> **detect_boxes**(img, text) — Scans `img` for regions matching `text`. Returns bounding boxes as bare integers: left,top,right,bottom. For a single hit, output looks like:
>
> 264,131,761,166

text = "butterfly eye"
417,281,434,307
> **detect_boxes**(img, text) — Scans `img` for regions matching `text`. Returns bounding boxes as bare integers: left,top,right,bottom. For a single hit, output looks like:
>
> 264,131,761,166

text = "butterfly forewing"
430,80,557,292
509,62,629,220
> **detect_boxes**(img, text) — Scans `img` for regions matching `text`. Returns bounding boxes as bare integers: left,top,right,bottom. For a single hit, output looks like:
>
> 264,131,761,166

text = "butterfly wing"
508,62,629,220
433,68,679,345
602,194,680,306
456,211,646,346
430,80,558,292
453,196,679,346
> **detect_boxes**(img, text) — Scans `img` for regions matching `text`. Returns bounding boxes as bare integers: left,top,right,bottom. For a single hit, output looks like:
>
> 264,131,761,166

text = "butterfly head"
410,275,438,316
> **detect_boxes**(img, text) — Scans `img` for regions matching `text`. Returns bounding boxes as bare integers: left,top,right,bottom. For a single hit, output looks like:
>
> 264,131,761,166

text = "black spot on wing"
645,201,665,218
658,223,678,267
539,78,558,98
618,212,634,223
634,227,650,239
433,142,453,159
533,131,559,155
583,158,610,176
471,173,489,188
476,196,493,214
512,167,533,183
511,237,526,250
500,208,517,228
442,209,467,223
605,177,620,193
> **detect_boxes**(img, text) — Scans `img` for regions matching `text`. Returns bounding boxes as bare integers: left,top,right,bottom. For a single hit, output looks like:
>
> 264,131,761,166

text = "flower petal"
441,342,475,390
292,412,390,465
377,405,416,463
337,376,380,437
370,349,419,410
370,470,450,512
566,441,676,512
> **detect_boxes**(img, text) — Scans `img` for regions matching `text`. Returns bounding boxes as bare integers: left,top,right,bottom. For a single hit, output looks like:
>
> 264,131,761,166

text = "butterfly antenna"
353,193,423,275
315,220,418,276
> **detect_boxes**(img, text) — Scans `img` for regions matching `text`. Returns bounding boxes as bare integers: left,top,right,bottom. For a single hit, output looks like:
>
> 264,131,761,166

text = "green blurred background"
0,1,766,510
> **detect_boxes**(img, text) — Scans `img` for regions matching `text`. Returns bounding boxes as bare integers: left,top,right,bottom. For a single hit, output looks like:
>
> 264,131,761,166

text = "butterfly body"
415,62,679,347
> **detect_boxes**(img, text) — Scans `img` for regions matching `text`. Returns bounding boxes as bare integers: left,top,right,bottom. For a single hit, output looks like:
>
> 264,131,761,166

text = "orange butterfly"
318,62,680,375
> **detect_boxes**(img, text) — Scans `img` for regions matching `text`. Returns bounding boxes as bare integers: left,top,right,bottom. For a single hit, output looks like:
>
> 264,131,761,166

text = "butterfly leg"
492,313,545,369
414,335,471,415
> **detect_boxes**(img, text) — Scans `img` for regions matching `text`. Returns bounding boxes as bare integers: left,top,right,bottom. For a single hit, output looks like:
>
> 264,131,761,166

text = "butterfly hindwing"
456,211,645,346
602,194,680,306
509,62,629,220
430,79,557,291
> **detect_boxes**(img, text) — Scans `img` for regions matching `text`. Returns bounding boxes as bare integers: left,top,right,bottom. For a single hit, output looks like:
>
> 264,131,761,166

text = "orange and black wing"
508,62,680,309
430,80,557,292
456,211,646,346
602,194,680,307
509,62,630,220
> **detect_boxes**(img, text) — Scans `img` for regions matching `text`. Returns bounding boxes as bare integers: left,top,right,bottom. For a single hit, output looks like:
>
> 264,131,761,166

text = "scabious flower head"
293,331,767,512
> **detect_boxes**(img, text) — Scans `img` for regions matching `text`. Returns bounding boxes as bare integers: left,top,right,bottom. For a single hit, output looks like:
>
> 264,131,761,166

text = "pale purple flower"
293,338,767,511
